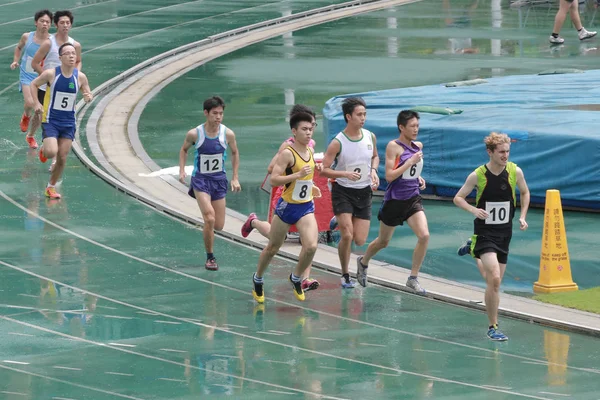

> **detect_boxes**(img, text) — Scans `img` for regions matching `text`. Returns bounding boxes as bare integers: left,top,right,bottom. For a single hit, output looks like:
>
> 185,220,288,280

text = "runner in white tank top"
321,97,380,288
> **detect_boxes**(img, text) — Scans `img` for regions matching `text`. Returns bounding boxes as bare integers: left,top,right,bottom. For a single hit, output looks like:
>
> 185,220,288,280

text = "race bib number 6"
485,201,510,224
402,159,423,179
200,154,223,174
292,180,313,201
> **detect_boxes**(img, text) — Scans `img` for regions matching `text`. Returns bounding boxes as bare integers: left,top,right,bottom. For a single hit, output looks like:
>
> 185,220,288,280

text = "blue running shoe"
487,326,508,341
341,275,355,289
457,239,472,256
329,216,338,230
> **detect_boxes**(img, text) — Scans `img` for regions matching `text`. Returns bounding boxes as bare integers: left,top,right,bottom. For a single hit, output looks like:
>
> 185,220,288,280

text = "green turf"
534,287,600,314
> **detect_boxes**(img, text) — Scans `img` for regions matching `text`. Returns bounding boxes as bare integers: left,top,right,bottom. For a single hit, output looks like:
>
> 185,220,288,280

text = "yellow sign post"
533,190,578,293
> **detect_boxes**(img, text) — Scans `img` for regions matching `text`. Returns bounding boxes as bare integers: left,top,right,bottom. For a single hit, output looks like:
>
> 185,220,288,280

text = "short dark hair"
341,97,366,122
54,10,74,25
290,112,314,130
290,104,315,119
397,110,420,129
58,42,75,56
34,9,52,22
203,96,225,112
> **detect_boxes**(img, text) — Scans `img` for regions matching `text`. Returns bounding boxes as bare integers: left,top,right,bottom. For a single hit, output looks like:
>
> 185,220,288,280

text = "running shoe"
356,256,368,287
26,136,38,149
329,215,338,230
406,277,426,295
44,187,61,199
579,28,597,41
39,147,47,163
341,275,356,289
205,258,218,271
487,326,508,341
301,278,319,292
289,274,305,301
252,273,264,304
241,213,257,238
457,239,472,256
20,114,30,132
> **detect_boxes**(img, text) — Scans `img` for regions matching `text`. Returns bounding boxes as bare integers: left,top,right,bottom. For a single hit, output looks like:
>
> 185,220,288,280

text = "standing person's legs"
479,251,508,340
405,211,430,277
552,0,574,37
357,222,395,287
20,83,34,134
194,191,221,270
336,212,354,275
49,137,72,186
294,213,318,279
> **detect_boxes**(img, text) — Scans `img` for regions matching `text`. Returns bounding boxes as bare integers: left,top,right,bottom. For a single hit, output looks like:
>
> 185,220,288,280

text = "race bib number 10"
292,180,313,201
485,201,510,225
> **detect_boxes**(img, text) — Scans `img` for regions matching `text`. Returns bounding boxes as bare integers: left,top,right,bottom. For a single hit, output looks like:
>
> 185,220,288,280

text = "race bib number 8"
485,201,510,225
52,91,76,111
402,159,423,179
200,154,223,174
292,180,313,202
347,163,370,184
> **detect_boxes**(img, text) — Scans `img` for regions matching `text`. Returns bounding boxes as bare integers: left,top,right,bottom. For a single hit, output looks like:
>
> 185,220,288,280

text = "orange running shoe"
44,187,61,199
20,113,30,132
26,136,38,149
39,147,48,163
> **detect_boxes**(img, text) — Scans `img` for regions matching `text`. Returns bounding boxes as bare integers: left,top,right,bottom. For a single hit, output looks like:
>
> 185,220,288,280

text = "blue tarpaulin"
323,70,600,210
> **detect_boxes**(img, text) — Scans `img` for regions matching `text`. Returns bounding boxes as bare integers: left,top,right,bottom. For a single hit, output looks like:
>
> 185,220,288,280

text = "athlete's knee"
203,212,216,227
264,243,281,257
303,241,318,255
417,231,430,244
214,220,225,231
339,225,353,241
354,236,367,247
24,98,35,110
487,274,501,290
377,237,391,249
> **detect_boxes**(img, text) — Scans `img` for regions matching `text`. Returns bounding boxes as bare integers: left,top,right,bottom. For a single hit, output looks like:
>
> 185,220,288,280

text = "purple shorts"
188,176,228,201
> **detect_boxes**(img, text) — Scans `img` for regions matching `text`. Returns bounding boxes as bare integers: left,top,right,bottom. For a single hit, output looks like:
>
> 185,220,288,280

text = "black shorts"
37,88,45,105
331,183,372,220
378,195,424,227
472,234,512,264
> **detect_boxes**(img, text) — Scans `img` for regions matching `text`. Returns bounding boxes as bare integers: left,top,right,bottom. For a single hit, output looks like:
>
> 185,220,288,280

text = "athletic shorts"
331,183,372,220
378,195,424,227
37,88,45,104
274,197,315,225
188,176,228,201
42,122,76,141
471,234,512,264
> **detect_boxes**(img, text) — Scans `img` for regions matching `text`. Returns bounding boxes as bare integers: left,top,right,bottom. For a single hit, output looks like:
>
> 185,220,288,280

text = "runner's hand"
10,61,19,70
230,178,241,192
473,208,489,220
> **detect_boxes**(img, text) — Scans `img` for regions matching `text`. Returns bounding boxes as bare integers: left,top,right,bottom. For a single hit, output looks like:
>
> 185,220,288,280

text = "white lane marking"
96,305,118,310
136,311,159,315
0,192,596,378
413,349,442,354
265,360,291,365
0,364,142,399
211,354,240,359
154,320,181,325
52,397,78,400
0,0,30,7
2,360,29,365
108,343,136,348
159,348,187,353
360,342,386,347
267,390,297,395
483,385,513,390
318,366,346,371
104,372,134,377
306,337,335,341
539,392,571,397
53,366,82,371
0,391,27,396
0,270,552,400
268,330,290,335
158,377,186,383
256,331,285,336
222,323,247,329
0,0,118,28
8,332,34,337
468,355,496,360
375,372,402,377
103,315,132,320
0,313,346,400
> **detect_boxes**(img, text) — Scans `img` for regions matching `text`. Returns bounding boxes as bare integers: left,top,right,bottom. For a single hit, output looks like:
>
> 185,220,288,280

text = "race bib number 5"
200,154,223,174
485,201,510,224
292,180,313,201
402,159,423,179
52,91,76,111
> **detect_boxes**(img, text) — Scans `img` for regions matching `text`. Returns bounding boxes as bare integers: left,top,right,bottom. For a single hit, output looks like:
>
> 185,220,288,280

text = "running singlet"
384,140,423,201
280,146,315,204
191,123,228,181
42,66,78,127
473,162,518,236
19,31,41,83
331,129,374,189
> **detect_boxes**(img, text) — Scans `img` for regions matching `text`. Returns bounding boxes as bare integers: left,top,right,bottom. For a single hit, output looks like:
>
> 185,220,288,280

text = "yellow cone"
533,190,578,293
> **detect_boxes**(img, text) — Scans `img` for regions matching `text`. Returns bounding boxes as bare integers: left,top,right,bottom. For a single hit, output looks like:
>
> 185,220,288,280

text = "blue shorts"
274,197,315,225
42,122,76,141
188,176,228,201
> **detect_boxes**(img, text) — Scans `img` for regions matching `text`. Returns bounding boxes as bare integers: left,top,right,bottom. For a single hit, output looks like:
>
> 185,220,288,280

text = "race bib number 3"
347,163,370,184
292,180,313,202
200,154,223,174
485,201,510,225
52,91,76,111
402,159,423,179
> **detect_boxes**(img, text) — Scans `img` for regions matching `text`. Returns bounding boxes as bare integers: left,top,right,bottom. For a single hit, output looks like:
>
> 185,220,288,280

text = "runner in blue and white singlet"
10,10,52,144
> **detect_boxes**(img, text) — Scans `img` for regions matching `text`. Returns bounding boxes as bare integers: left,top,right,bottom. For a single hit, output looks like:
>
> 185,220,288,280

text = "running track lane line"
0,260,554,400
1,188,598,376
0,316,347,400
